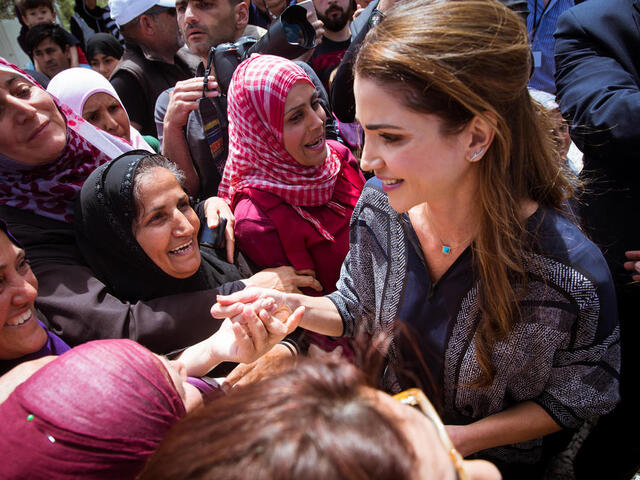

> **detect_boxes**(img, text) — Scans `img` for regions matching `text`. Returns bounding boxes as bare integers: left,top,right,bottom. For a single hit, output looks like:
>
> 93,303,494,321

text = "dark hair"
25,23,70,55
355,0,576,386
14,0,54,15
131,154,186,222
86,32,124,62
139,358,418,479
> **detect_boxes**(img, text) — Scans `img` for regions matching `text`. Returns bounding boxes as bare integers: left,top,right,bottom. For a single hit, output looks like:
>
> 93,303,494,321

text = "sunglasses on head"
392,388,469,480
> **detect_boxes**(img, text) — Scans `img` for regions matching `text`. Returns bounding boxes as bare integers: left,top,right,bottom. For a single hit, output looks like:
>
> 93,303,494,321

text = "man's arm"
155,78,218,196
554,5,640,156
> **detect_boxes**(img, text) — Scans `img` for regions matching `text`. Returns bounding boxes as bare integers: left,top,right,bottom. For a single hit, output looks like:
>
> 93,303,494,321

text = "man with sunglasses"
108,0,200,137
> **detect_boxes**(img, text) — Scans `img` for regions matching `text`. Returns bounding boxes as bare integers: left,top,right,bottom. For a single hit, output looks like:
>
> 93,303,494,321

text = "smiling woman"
0,58,133,223
0,70,67,167
0,57,267,357
218,55,365,299
0,219,70,376
75,151,245,302
211,1,620,477
217,54,364,354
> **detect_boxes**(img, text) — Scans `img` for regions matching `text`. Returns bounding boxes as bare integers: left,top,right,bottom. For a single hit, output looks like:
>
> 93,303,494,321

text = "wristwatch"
369,8,386,27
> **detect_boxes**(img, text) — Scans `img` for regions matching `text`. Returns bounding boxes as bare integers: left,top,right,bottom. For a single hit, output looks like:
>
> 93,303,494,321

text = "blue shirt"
527,0,574,93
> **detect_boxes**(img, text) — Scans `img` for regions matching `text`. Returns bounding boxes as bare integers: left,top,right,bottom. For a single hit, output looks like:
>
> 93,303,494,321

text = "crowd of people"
0,0,637,478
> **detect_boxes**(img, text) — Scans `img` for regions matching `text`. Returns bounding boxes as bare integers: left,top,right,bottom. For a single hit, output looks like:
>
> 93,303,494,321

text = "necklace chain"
423,206,473,255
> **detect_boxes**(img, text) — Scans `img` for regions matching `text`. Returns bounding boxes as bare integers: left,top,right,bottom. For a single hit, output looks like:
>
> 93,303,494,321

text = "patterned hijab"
217,55,345,241
0,58,133,223
46,67,153,152
0,339,186,479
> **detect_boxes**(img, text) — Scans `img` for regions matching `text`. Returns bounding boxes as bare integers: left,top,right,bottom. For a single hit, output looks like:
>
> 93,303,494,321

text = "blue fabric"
527,0,574,93
396,216,474,404
386,200,618,411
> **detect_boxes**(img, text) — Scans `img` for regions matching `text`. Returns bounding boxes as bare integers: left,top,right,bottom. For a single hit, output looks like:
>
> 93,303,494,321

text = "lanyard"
531,0,552,41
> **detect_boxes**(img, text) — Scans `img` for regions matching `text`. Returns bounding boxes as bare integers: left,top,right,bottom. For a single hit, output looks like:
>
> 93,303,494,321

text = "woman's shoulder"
327,139,351,158
0,206,80,270
233,188,289,217
526,207,615,302
528,208,608,269
354,177,395,211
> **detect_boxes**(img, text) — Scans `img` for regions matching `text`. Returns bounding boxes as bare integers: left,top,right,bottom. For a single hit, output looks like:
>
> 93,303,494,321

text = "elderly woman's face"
0,71,67,166
132,168,202,279
0,232,48,360
282,81,328,167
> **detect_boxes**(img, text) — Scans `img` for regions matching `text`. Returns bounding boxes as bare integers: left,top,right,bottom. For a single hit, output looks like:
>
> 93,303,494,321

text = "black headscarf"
74,151,242,302
86,33,124,63
0,217,22,248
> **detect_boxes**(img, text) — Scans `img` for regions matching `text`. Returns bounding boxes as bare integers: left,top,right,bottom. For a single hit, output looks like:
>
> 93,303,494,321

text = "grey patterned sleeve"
530,255,621,430
326,251,360,338
325,184,383,338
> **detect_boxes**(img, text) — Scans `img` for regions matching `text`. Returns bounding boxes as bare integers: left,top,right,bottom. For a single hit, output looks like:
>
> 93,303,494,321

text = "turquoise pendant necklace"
424,207,470,256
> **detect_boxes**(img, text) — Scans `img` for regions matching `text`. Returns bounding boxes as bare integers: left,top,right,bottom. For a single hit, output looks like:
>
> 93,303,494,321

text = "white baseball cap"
109,0,176,27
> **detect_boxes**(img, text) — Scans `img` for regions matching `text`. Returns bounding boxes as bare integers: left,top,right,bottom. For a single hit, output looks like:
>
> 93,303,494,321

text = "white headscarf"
47,67,153,152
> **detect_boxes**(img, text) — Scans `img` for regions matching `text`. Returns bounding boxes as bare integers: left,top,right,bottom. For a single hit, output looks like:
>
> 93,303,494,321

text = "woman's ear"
466,112,496,163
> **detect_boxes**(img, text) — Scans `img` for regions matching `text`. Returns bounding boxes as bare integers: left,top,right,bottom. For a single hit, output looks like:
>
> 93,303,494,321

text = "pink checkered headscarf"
218,55,344,241
0,57,133,223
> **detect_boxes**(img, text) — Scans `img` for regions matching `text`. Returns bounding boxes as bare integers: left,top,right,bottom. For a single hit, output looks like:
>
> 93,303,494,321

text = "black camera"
197,4,317,165
205,4,316,96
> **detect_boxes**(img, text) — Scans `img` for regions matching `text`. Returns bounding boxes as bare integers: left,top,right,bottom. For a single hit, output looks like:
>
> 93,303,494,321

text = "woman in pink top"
219,55,364,298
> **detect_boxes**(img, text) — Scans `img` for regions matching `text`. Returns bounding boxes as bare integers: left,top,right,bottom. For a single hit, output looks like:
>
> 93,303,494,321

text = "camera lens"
283,21,304,45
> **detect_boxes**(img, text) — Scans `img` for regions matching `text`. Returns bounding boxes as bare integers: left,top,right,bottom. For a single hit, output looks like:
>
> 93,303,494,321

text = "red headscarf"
0,339,186,479
218,55,345,241
0,57,133,223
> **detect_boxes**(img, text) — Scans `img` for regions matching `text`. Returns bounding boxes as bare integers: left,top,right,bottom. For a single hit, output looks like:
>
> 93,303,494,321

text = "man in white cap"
108,0,199,137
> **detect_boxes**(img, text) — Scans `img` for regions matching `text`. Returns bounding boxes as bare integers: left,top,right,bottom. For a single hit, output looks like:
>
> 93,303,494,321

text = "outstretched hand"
244,266,323,293
181,296,304,378
212,286,289,321
217,300,304,364
624,250,640,282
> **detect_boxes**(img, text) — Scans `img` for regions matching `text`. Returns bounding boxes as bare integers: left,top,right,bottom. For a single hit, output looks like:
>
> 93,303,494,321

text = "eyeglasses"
392,388,469,480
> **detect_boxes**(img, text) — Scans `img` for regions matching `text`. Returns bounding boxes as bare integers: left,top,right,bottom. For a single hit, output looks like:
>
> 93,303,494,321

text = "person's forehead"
0,71,33,90
0,232,21,269
34,37,62,52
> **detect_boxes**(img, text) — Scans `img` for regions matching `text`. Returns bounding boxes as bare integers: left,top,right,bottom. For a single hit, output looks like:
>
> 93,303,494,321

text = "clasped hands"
178,288,302,378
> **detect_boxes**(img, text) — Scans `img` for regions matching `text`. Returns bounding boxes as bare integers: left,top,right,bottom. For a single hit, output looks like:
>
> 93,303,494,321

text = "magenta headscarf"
217,55,345,241
0,57,133,223
0,339,186,479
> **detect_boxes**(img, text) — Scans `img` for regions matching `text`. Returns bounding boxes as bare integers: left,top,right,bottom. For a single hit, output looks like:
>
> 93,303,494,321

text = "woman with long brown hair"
212,0,620,476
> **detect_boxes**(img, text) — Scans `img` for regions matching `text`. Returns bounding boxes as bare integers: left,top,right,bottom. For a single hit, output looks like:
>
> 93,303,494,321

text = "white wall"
0,18,31,68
